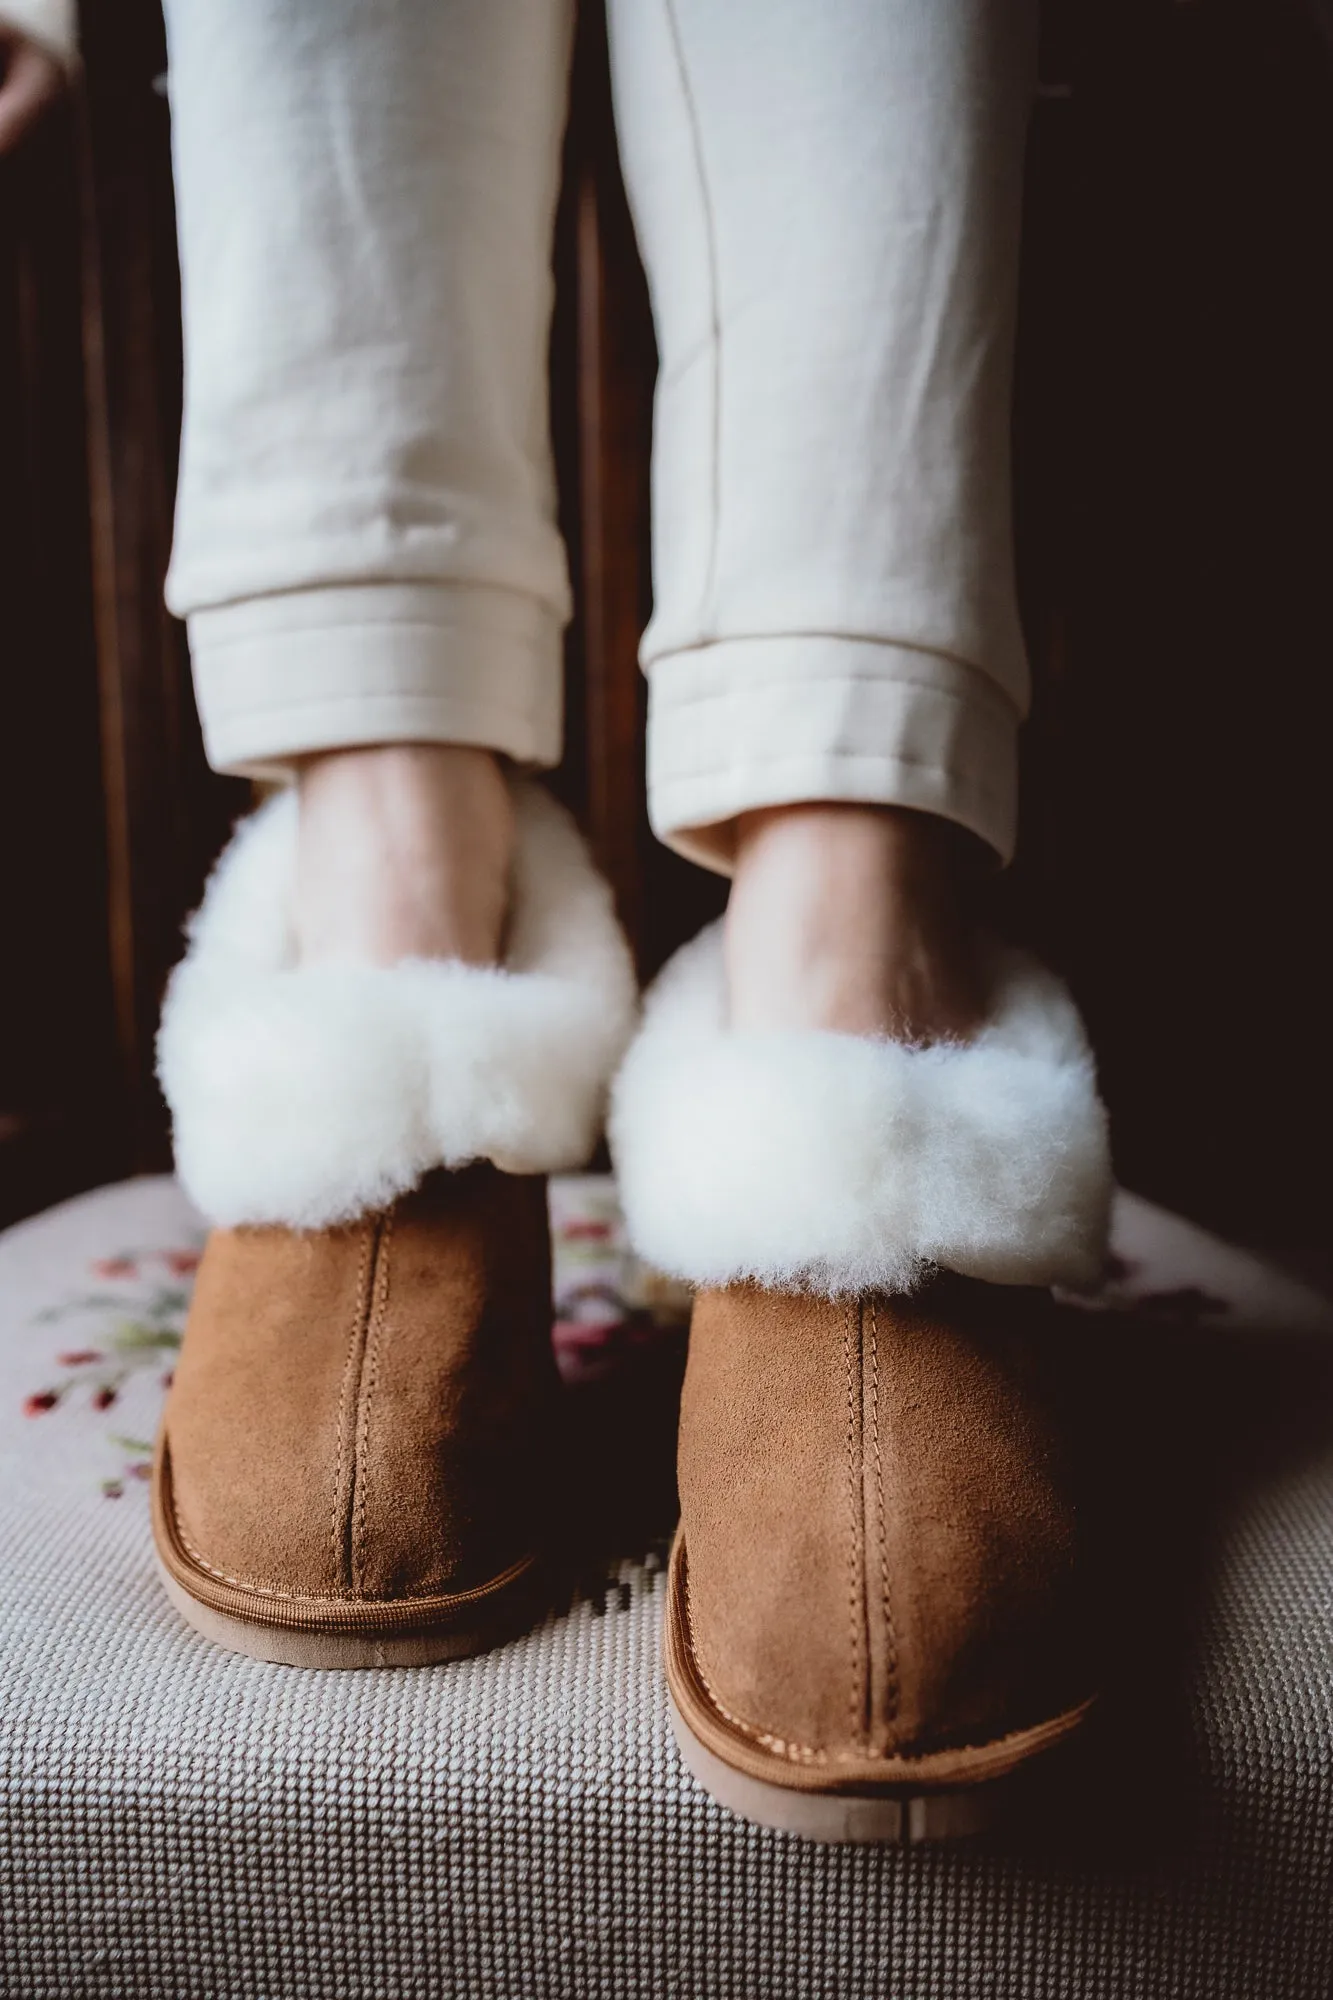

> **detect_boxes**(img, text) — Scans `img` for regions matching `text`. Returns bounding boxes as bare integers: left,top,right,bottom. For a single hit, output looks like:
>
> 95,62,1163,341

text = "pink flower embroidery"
93,1257,138,1280
561,1221,613,1242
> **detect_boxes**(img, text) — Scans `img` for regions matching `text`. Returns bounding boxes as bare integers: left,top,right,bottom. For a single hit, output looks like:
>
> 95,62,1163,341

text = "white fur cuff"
157,782,638,1230
609,925,1112,1298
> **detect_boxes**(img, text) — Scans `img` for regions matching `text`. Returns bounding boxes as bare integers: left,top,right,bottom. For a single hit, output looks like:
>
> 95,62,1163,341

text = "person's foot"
724,803,986,1041
663,1277,1094,1843
155,779,639,1667
295,743,515,967
154,1163,561,1668
610,905,1115,1842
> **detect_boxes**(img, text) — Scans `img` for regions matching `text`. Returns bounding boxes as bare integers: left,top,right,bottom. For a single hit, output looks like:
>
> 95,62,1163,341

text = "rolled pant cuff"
646,636,1020,873
188,583,564,779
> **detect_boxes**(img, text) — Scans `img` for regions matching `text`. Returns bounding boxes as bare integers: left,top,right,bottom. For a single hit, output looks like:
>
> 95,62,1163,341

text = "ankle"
724,803,986,1041
295,744,514,968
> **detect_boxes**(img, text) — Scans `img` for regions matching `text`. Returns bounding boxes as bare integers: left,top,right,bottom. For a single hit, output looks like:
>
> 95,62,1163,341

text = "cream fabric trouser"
163,0,1035,870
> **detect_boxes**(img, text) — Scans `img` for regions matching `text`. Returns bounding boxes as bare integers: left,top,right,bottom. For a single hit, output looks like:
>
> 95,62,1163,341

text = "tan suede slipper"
610,922,1113,1838
663,1280,1094,1842
153,1166,559,1667
152,778,637,1666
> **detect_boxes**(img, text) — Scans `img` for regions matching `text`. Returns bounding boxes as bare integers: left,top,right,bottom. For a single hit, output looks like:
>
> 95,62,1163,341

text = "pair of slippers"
151,780,1111,1842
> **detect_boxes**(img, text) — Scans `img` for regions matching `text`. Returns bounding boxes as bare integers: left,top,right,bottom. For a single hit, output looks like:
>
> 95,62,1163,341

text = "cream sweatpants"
163,0,1036,871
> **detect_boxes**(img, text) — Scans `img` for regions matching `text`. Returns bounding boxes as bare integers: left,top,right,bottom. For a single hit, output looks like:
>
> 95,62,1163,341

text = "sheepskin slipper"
153,1164,562,1666
151,779,636,1666
158,779,638,1230
662,1277,1096,1843
610,924,1112,1838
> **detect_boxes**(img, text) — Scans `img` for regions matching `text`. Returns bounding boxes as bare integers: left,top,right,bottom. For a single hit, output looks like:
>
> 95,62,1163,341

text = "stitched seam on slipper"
680,1551,1073,1772
331,1227,375,1586
351,1213,392,1597
170,1508,336,1600
169,1503,532,1608
682,1570,830,1767
844,1299,863,1744
869,1301,900,1729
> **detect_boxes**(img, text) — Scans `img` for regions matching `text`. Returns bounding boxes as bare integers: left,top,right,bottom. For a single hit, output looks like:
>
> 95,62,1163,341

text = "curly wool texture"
157,782,638,1230
609,924,1113,1297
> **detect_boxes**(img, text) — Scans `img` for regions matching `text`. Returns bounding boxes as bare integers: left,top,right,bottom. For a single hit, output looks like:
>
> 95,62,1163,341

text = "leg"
164,0,574,964
723,802,985,1039
153,0,638,1671
294,744,513,966
608,0,1035,1034
607,0,1112,1841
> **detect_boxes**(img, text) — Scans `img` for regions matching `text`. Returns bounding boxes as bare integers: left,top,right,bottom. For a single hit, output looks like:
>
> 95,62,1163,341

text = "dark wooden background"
1,0,1330,1263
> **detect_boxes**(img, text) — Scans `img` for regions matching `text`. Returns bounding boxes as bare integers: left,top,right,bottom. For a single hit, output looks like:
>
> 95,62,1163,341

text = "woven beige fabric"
2,1178,1332,1998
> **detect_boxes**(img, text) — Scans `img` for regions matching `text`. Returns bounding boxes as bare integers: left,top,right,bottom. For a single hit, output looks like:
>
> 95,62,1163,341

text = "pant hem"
645,635,1019,874
189,583,563,778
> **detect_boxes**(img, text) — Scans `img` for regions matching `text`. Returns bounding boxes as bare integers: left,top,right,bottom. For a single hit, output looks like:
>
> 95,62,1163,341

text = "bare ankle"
295,744,514,968
724,803,986,1040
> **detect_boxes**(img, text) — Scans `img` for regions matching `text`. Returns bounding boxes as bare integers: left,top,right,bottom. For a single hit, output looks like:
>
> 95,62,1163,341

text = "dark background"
1,0,1330,1266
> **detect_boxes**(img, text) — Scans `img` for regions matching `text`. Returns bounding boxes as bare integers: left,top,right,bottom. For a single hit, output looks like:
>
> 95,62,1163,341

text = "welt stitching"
331,1228,375,1586
171,1498,525,1606
171,1506,298,1597
869,1301,900,1726
684,1569,829,1766
351,1212,393,1597
662,0,722,626
681,1541,1052,1772
843,1300,863,1744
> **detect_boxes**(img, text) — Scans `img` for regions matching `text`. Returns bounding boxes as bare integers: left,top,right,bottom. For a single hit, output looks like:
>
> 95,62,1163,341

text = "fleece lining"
609,923,1112,1298
157,781,637,1230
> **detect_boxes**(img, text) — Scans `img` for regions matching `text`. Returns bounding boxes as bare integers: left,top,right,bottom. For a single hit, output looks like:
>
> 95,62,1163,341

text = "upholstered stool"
2,1177,1331,1998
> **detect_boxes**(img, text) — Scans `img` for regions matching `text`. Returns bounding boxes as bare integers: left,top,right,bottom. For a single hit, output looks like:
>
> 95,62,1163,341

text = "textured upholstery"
2,1177,1331,1998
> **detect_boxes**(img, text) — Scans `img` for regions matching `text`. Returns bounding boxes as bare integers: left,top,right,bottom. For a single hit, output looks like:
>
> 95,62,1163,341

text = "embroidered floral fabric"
2,1176,1331,1999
